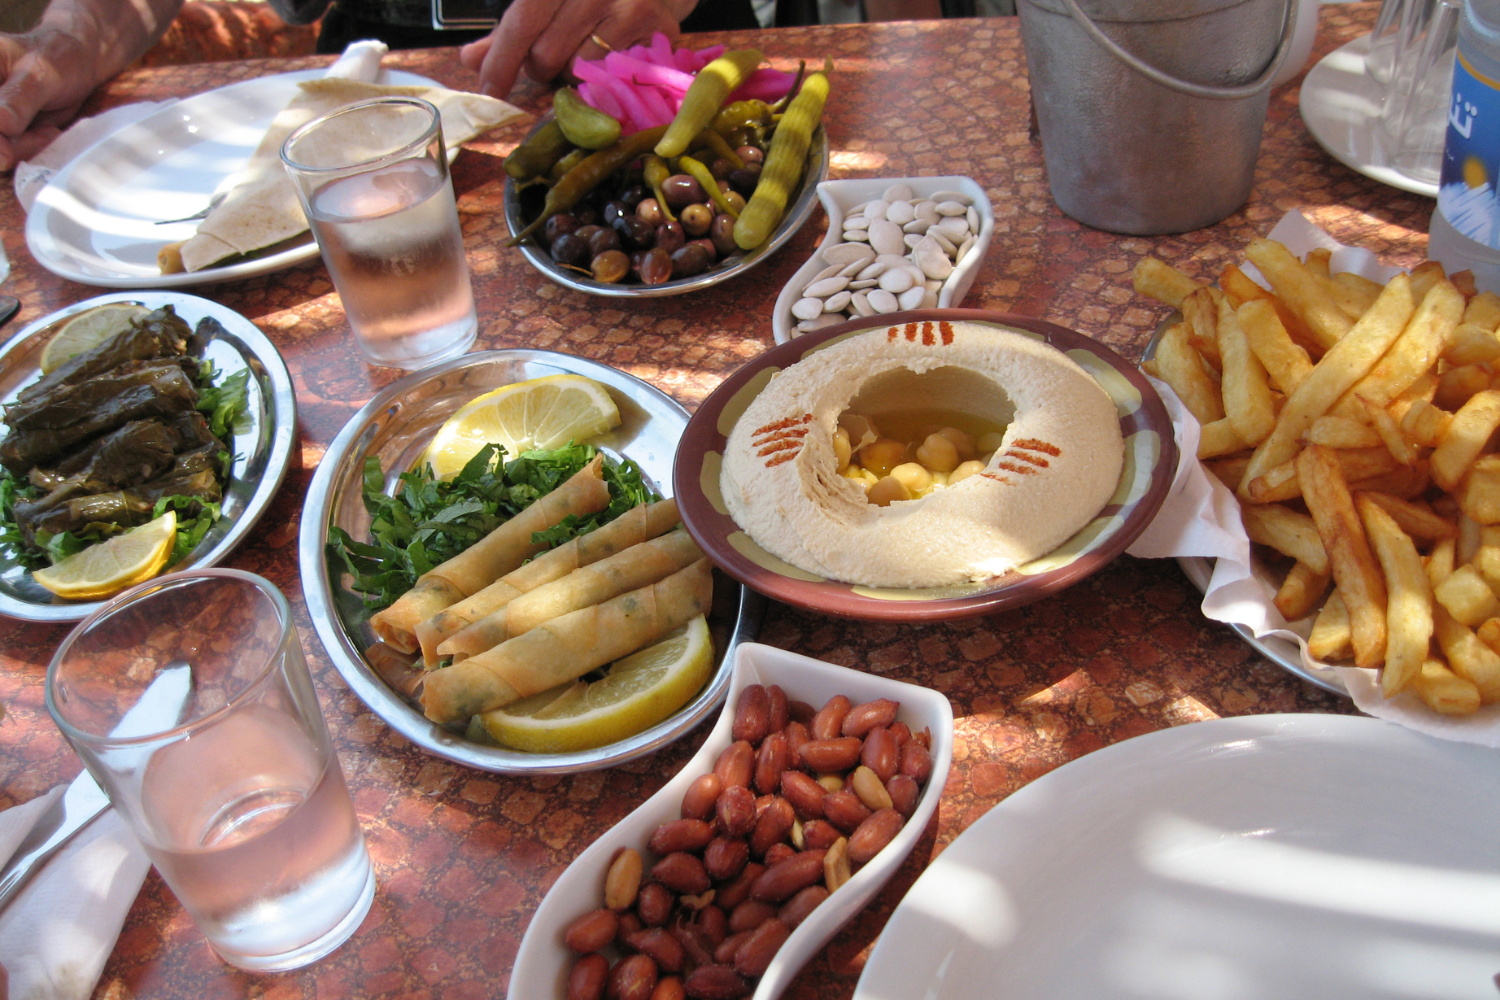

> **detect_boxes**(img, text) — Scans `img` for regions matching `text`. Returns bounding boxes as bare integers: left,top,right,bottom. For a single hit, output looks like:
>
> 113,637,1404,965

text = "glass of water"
46,569,375,972
281,96,478,370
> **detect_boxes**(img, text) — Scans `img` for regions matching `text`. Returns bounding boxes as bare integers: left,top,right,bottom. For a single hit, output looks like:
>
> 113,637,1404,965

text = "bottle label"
1439,48,1500,249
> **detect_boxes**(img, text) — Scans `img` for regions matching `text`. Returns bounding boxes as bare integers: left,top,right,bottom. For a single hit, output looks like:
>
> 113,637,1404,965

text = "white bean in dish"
789,184,982,335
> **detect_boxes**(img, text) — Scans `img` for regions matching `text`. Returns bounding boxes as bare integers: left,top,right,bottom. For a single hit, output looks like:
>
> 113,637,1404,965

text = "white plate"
1299,33,1438,199
772,176,994,344
856,713,1500,1000
25,68,440,289
506,642,954,1000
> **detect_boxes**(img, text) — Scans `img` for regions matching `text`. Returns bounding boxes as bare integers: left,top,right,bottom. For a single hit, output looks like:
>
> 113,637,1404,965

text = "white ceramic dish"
506,642,954,1000
1299,32,1439,198
772,176,994,344
855,713,1500,999
25,67,441,289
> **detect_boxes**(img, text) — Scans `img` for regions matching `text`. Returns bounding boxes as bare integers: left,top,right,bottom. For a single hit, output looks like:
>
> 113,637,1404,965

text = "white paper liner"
1124,210,1500,746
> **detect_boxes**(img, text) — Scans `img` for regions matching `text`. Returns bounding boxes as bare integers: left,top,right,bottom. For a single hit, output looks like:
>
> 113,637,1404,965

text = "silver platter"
0,291,297,623
299,348,764,773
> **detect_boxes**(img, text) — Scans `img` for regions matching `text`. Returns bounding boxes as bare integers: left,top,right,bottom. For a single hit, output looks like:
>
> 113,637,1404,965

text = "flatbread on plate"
161,79,522,273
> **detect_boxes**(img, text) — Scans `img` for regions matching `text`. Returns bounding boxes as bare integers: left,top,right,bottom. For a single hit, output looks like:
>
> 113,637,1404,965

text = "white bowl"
772,176,995,344
506,642,955,1000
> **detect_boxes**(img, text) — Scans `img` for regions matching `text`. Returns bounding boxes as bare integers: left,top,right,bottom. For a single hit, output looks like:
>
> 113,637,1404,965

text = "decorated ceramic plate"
673,309,1177,621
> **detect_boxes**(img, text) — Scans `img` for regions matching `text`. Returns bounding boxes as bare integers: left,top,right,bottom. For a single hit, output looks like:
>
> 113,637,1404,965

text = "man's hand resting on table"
460,0,698,100
0,0,184,171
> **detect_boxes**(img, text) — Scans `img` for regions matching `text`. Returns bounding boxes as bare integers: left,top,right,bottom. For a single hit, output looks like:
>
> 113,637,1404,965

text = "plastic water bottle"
1429,0,1500,291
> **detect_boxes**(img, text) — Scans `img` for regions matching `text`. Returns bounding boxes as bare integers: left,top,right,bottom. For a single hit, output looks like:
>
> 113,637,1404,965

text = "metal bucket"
1017,0,1295,235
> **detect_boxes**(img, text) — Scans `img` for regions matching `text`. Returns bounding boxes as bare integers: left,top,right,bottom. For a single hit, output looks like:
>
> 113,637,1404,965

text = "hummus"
719,320,1125,588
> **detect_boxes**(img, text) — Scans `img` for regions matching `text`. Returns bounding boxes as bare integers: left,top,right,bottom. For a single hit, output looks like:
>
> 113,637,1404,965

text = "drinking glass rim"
279,95,443,176
45,567,293,748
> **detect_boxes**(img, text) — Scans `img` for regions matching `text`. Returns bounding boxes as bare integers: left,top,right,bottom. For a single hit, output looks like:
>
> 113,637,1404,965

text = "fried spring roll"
414,497,681,666
439,528,703,662
420,557,714,723
370,457,610,653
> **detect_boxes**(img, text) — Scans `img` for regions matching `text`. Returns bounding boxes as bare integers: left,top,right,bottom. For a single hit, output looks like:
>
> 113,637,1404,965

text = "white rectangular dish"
505,642,954,1000
772,176,995,344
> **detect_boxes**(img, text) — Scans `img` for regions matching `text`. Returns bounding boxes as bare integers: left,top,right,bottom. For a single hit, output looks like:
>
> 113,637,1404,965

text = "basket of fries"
1133,211,1500,737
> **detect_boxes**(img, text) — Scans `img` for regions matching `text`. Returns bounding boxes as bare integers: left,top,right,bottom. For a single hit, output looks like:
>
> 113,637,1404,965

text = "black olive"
574,203,599,226
587,227,622,257
655,221,686,256
591,249,630,283
619,184,647,210
638,247,673,285
735,145,764,165
710,214,737,257
670,243,714,278
636,198,666,227
544,213,580,244
661,174,706,209
613,215,656,251
550,232,589,267
729,164,762,196
602,200,631,227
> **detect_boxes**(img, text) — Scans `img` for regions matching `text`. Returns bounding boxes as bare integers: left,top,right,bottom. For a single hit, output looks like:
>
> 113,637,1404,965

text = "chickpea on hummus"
719,320,1125,588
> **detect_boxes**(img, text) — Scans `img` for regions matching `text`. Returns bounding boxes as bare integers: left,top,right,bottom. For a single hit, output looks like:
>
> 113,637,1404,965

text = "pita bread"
174,79,522,273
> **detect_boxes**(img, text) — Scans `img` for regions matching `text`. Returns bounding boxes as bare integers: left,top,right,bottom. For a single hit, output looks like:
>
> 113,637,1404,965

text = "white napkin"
1126,209,1500,746
12,38,391,213
0,785,152,1000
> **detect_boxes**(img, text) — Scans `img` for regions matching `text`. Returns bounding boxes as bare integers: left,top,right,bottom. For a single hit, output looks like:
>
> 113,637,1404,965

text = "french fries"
1134,241,1500,715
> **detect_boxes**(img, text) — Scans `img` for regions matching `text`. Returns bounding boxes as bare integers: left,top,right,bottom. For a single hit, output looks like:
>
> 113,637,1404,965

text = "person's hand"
460,0,698,100
0,26,97,171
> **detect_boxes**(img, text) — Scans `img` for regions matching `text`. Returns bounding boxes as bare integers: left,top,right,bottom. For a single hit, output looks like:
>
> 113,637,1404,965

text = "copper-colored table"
0,6,1423,998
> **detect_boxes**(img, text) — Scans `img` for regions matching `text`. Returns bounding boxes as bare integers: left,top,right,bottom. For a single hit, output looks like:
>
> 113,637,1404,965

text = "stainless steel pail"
1017,0,1295,235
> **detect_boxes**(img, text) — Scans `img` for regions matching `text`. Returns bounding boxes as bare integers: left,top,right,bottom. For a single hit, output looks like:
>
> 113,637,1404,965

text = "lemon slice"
39,303,152,374
33,511,177,601
477,614,714,753
421,374,622,479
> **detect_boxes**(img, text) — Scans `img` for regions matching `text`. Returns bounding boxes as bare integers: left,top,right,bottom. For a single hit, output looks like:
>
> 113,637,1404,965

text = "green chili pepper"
642,155,677,223
506,125,670,247
678,155,739,219
657,49,765,158
734,71,829,251
504,119,572,182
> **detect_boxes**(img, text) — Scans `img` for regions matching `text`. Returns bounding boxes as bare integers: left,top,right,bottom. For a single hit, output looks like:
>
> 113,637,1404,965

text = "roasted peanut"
606,848,644,911
750,848,827,902
653,852,712,895
681,773,723,821
714,740,755,789
790,818,804,850
728,898,777,934
788,699,816,725
913,726,931,749
821,789,872,833
637,882,675,927
651,977,687,1000
848,808,905,864
767,684,790,732
753,732,789,795
887,773,920,817
888,721,912,747
732,685,771,744
750,796,796,857
565,908,619,953
618,912,645,942
815,773,844,793
823,837,852,892
810,694,851,740
734,917,790,977
694,902,729,946
800,818,843,850
777,885,828,928
798,737,863,772
669,922,715,968
703,836,750,881
650,819,716,855
715,784,756,837
860,726,899,782
679,889,716,911
626,927,686,973
568,953,609,1000
850,765,894,811
762,842,796,867
714,861,763,912
684,964,751,999
842,698,899,737
783,721,810,767
609,953,659,1000
779,770,825,820
900,742,933,784
713,930,751,965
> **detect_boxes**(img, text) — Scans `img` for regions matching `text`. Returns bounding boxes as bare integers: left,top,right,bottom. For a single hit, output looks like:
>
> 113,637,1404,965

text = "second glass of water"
46,570,376,972
281,96,477,369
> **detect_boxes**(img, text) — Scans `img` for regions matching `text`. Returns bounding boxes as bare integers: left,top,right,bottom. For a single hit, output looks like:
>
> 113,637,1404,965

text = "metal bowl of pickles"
502,115,829,298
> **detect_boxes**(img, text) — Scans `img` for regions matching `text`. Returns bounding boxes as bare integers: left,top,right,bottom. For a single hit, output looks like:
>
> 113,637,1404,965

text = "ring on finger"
589,33,613,52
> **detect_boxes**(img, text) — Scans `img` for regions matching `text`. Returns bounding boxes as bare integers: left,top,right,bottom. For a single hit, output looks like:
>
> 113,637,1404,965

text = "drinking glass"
281,96,478,370
1381,0,1462,185
46,570,375,972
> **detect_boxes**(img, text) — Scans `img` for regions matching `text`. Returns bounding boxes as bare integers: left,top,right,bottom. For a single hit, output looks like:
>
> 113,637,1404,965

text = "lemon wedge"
476,614,714,753
39,303,152,374
33,511,177,601
421,374,621,480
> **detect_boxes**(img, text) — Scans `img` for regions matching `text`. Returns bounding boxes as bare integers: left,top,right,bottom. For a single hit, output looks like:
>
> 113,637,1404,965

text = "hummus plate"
673,310,1177,621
